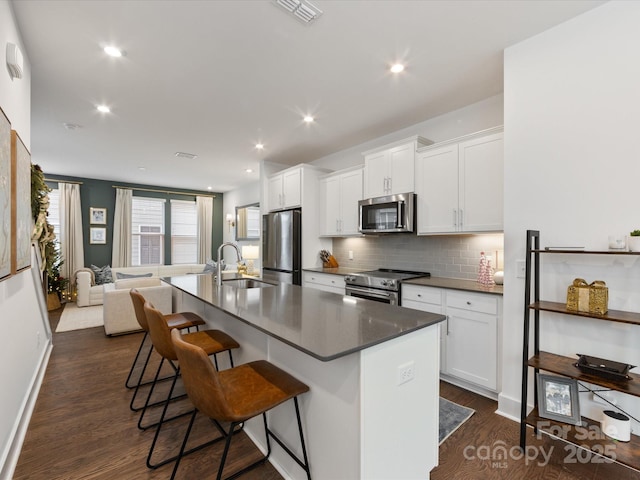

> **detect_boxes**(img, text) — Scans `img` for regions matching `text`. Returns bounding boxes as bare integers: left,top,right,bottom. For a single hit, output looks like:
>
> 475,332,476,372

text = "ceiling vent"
275,0,322,24
6,42,23,80
174,152,198,160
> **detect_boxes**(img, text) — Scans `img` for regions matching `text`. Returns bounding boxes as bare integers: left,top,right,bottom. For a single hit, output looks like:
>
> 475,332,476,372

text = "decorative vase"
493,271,504,285
628,236,640,252
47,293,61,311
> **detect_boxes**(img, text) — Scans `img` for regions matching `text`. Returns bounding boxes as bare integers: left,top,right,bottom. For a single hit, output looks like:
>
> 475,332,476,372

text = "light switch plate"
516,260,526,278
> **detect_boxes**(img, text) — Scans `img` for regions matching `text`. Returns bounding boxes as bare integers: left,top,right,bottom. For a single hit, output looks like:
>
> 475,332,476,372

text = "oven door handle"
346,285,395,301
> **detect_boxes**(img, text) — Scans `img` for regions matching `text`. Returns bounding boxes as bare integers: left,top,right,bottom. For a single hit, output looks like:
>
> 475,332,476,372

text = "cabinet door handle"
446,315,450,335
336,219,339,232
466,301,471,305
459,209,463,228
453,209,457,227
388,177,392,193
417,294,422,298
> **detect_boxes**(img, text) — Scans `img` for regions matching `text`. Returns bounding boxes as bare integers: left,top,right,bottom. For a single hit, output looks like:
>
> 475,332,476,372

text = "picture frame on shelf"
537,374,581,426
89,227,106,245
90,207,107,224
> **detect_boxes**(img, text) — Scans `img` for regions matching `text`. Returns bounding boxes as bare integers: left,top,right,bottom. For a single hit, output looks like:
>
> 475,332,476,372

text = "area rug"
439,397,475,445
55,303,103,332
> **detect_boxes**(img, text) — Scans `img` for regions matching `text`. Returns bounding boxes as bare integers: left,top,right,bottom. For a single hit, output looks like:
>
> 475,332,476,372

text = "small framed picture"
90,227,106,245
537,374,581,426
90,207,107,224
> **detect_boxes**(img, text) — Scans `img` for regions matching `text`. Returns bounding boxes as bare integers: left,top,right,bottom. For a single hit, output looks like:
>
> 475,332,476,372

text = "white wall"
221,180,260,265
311,94,504,171
0,3,52,478
501,0,640,429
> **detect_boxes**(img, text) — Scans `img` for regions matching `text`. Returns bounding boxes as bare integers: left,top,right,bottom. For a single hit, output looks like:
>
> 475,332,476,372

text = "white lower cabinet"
302,271,345,295
402,284,501,393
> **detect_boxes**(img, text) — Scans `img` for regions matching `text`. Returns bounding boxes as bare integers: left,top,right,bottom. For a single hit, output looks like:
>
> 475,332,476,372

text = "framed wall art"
537,374,581,426
90,227,106,245
11,129,31,273
0,107,11,281
90,207,106,224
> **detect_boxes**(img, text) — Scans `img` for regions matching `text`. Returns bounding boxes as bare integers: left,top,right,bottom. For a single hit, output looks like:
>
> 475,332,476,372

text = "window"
131,197,165,265
171,199,197,264
48,188,61,244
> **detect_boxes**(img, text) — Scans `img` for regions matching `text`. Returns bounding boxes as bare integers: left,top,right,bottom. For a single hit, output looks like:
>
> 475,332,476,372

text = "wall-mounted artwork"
0,107,11,281
90,207,107,224
90,227,106,245
11,130,31,273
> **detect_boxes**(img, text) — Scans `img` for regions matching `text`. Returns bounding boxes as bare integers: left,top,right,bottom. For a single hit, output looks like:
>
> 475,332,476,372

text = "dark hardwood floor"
13,305,640,479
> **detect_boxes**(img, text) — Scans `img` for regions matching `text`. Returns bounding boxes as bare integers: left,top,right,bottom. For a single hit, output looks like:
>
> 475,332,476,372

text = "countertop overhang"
164,273,445,362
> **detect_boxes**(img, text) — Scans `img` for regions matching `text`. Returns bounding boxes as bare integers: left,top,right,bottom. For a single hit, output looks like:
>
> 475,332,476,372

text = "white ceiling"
12,0,604,193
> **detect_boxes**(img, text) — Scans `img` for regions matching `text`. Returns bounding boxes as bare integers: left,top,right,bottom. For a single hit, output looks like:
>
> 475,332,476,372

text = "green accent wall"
44,174,223,268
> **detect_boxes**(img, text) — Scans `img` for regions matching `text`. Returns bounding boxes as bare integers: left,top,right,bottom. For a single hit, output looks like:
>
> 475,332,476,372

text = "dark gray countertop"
303,267,503,296
403,276,503,296
164,273,445,362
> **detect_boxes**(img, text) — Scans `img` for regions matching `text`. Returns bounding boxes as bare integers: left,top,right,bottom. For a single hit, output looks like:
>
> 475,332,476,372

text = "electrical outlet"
397,361,415,385
516,260,526,278
348,250,354,260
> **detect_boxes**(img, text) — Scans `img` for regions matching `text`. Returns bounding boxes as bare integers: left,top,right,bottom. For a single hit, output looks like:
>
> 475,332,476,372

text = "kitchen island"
166,274,445,480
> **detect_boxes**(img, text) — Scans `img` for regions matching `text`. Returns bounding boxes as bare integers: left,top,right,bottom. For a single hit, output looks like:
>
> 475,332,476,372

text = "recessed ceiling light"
207,186,212,191
390,63,405,73
138,166,146,171
104,46,124,57
255,143,264,150
303,115,314,123
245,168,253,173
174,151,198,160
96,105,110,113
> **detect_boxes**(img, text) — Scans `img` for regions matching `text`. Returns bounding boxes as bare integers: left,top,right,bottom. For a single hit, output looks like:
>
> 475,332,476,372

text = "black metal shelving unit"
520,229,640,470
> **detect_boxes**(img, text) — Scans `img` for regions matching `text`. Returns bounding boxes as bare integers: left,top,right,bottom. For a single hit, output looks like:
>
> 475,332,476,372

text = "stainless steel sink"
223,278,276,289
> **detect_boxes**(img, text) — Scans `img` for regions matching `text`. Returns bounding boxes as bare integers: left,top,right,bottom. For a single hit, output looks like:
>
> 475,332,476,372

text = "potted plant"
628,230,640,252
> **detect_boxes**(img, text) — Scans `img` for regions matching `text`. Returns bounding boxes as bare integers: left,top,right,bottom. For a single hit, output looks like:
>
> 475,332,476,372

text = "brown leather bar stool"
170,328,312,480
142,301,240,469
127,288,206,412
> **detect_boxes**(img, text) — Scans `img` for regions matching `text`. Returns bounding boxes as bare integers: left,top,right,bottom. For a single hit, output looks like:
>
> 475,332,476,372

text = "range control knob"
380,280,388,286
345,275,356,282
387,280,396,288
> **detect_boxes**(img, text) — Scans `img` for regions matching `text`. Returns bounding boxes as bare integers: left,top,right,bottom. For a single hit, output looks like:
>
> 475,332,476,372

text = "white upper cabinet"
320,167,363,236
416,127,504,234
363,136,432,198
267,167,302,211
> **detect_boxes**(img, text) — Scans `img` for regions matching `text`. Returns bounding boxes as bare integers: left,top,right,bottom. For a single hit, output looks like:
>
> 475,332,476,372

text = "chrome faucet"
216,242,243,286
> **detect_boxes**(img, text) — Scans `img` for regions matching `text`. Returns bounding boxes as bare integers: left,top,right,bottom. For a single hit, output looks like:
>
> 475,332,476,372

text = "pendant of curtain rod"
112,185,216,198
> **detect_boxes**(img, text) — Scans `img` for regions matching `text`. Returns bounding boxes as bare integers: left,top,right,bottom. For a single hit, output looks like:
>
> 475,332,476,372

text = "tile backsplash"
332,234,504,280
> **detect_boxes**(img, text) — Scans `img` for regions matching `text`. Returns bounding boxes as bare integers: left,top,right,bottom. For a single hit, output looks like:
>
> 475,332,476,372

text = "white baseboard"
496,392,527,422
440,375,498,401
0,340,53,480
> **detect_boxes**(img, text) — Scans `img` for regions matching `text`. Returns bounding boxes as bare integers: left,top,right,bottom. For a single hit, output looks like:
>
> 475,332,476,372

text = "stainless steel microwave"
359,192,415,234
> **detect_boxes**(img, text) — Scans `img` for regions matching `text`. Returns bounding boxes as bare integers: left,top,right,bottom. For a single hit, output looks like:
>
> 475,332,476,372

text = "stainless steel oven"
344,269,430,306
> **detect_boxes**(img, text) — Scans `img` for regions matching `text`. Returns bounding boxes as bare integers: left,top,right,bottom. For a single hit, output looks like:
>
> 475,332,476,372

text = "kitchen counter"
404,276,504,295
165,273,445,361
303,267,504,295
166,273,443,479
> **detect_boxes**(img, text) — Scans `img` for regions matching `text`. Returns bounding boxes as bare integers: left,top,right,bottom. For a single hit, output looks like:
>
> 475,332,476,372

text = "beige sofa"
103,277,173,335
74,263,211,336
75,264,208,307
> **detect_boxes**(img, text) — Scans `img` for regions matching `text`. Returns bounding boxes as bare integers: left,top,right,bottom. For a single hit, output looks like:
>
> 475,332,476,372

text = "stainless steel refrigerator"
262,209,301,285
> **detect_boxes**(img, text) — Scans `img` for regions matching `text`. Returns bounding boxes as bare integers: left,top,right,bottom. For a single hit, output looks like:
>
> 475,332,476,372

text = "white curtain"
196,196,213,263
112,188,132,267
59,183,84,299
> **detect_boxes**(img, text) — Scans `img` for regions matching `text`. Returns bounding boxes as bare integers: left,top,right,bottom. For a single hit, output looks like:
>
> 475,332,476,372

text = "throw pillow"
90,264,113,285
115,272,153,280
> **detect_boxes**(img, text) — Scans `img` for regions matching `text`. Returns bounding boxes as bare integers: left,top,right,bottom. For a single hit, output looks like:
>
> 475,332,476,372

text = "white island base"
175,290,440,480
